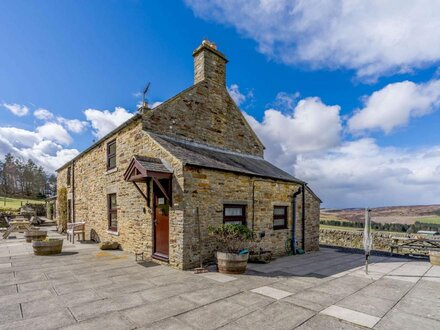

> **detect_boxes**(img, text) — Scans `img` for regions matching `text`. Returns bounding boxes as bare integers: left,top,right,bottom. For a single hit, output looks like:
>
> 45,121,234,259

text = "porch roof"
123,155,172,182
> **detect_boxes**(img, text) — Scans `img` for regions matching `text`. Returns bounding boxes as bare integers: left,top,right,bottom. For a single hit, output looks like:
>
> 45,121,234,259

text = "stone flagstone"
320,305,380,328
251,286,293,300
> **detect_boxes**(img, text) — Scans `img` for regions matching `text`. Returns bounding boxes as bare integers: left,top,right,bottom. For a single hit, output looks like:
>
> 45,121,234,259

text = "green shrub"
57,187,67,232
208,224,253,253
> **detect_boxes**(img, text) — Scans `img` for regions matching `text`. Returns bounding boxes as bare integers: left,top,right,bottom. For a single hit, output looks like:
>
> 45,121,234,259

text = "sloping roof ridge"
148,132,265,161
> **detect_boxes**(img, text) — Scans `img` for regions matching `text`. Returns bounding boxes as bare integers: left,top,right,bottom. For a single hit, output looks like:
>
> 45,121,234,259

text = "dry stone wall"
319,229,428,254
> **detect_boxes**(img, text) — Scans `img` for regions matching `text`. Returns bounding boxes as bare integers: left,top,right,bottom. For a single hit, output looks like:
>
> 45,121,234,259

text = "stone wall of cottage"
56,120,187,268
181,166,320,269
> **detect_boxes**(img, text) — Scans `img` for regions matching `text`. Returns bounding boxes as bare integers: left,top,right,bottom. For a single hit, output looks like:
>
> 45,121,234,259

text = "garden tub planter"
429,251,440,266
24,230,47,243
216,251,249,274
32,239,63,255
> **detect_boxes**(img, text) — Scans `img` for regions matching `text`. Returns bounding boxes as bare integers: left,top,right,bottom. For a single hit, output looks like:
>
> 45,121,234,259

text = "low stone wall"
319,229,416,253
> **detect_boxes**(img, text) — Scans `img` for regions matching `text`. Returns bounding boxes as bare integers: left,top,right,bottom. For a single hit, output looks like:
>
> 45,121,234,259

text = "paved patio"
1,227,439,329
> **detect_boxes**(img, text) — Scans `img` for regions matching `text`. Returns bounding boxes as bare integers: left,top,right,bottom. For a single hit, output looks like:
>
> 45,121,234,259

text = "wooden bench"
66,222,85,244
2,220,32,239
390,236,440,256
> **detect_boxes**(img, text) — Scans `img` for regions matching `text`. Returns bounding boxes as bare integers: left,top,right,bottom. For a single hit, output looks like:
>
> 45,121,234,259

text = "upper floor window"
273,206,287,230
108,193,118,231
67,166,72,186
223,204,246,225
107,140,116,170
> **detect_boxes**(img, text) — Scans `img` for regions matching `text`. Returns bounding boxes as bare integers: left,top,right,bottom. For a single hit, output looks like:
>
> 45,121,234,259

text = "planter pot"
249,250,272,264
429,251,440,266
32,239,63,256
216,251,249,274
24,230,47,243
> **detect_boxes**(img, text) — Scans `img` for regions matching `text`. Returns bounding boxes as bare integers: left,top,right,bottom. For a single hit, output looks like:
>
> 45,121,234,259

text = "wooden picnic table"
2,220,33,239
390,236,440,256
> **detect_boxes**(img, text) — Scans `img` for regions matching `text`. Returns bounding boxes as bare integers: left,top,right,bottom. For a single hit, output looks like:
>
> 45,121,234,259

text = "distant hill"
321,204,440,225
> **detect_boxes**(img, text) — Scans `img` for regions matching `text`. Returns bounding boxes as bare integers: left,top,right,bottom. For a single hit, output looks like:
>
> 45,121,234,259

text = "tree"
0,154,56,199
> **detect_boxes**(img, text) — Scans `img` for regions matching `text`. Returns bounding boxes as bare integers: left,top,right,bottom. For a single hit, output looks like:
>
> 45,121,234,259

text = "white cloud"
57,117,87,133
228,84,253,107
0,127,41,149
295,139,440,208
36,122,72,145
84,107,134,139
34,108,54,120
2,103,29,116
228,84,246,106
150,101,163,108
348,79,440,133
0,126,78,172
186,0,440,79
244,95,342,169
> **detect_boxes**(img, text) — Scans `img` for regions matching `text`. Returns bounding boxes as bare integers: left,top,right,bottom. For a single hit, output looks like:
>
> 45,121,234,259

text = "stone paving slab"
250,285,293,300
320,305,381,328
222,301,315,330
1,228,439,329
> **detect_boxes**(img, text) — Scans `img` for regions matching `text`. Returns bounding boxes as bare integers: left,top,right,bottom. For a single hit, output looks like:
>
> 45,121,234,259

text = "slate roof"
150,133,304,184
133,155,172,173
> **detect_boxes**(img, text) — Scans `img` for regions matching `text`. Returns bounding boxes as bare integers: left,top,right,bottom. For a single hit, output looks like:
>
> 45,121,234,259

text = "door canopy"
123,156,172,182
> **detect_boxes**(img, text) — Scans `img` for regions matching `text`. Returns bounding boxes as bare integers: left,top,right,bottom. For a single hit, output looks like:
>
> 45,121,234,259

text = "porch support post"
152,177,171,205
133,182,149,203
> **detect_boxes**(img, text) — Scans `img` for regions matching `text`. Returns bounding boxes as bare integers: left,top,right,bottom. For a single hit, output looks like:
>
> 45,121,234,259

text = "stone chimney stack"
193,40,228,86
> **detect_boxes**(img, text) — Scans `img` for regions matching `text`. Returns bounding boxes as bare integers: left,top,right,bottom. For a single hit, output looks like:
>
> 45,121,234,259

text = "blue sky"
1,1,440,208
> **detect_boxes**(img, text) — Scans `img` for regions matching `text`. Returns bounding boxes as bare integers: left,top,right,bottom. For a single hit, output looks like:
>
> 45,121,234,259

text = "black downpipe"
301,183,306,251
291,187,302,255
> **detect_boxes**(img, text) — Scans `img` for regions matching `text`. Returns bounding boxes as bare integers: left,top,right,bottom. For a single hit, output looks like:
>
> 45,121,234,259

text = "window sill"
273,227,288,231
105,167,118,175
107,230,119,236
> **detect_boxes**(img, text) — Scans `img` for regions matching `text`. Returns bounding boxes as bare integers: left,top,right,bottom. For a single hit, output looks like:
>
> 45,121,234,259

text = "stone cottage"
56,40,321,269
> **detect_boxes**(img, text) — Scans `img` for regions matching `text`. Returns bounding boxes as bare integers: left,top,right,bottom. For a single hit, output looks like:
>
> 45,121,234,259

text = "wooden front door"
153,180,169,259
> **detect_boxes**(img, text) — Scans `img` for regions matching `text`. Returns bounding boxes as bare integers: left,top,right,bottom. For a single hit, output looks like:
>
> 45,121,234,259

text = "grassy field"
416,216,440,224
0,196,45,210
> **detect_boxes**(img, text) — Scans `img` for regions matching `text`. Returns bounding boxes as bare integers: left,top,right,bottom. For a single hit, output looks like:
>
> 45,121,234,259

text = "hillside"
321,204,440,225
0,196,45,212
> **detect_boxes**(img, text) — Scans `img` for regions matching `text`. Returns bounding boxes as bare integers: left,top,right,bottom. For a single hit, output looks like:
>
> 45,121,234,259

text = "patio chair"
66,221,86,244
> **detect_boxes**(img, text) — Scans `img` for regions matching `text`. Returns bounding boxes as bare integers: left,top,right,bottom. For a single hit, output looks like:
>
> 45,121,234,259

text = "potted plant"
24,230,47,243
429,250,440,266
32,238,64,255
208,224,252,274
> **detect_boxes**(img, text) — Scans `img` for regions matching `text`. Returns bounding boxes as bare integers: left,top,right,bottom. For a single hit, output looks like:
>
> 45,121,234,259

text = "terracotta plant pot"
216,251,249,274
32,238,63,256
429,251,440,266
24,230,47,243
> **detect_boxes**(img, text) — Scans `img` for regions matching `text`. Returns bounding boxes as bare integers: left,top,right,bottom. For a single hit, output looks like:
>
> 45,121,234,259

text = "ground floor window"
108,193,118,231
273,206,287,230
223,204,246,225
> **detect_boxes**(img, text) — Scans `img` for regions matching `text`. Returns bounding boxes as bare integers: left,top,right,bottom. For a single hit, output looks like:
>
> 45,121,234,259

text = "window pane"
108,142,116,154
109,194,117,208
274,207,286,216
225,207,243,216
274,218,286,227
108,156,116,169
109,213,117,229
